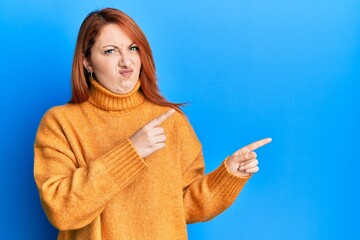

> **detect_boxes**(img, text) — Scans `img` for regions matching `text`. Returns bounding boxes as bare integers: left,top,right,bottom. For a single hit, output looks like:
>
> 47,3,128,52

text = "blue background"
1,0,359,239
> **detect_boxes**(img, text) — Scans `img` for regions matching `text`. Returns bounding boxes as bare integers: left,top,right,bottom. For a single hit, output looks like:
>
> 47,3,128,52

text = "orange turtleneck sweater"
34,79,250,240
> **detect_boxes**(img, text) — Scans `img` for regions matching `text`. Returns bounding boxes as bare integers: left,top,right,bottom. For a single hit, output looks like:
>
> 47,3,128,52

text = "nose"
119,51,131,68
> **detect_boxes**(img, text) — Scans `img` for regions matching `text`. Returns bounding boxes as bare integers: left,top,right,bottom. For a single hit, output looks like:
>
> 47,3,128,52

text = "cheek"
135,57,142,72
93,58,117,73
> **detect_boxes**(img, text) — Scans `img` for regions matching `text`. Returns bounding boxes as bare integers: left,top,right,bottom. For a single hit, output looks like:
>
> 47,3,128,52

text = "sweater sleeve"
33,109,146,231
183,153,251,223
177,114,251,223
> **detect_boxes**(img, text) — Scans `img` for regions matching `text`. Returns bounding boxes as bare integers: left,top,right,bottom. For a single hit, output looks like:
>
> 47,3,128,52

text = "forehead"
96,23,133,46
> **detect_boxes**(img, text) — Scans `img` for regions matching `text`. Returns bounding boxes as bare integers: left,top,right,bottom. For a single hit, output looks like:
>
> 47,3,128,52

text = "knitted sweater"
34,79,250,240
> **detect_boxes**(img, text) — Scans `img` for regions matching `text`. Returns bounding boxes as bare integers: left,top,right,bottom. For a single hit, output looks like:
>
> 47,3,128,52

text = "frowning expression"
84,23,141,94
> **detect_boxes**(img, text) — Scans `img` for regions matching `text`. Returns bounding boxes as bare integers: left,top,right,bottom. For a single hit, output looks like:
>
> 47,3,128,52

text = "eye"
104,49,116,54
129,46,139,51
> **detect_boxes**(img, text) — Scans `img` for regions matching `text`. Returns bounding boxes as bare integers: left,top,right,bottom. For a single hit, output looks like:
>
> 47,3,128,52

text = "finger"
151,127,165,136
246,166,259,174
154,134,167,143
239,138,272,154
146,109,175,128
239,159,257,170
233,151,257,164
152,142,166,151
244,159,259,170
240,158,255,166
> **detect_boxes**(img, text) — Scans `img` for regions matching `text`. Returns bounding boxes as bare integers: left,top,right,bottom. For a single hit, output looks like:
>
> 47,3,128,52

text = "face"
84,24,141,94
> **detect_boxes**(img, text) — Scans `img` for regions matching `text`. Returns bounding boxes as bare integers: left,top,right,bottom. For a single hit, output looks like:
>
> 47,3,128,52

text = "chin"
115,82,136,94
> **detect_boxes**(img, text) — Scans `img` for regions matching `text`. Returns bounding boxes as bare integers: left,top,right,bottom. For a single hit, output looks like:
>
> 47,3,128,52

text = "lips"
119,69,133,78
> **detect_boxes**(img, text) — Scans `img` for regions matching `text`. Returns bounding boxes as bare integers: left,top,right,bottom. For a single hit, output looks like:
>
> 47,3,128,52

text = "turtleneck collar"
88,78,145,111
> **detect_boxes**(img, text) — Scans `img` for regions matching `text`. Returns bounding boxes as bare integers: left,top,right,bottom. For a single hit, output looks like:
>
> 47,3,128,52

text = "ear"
82,57,93,72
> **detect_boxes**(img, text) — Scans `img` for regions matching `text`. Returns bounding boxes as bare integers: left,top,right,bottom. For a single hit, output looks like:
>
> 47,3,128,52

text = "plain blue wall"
1,0,359,239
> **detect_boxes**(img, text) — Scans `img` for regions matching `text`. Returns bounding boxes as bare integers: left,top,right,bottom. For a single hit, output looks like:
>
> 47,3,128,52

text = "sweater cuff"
100,139,146,189
207,160,251,201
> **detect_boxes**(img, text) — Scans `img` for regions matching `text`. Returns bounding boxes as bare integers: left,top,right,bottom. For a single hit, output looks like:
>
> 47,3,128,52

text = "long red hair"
70,8,183,110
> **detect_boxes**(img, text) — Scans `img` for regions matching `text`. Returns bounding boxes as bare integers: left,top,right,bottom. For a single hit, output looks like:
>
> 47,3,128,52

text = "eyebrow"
102,42,137,49
102,45,119,49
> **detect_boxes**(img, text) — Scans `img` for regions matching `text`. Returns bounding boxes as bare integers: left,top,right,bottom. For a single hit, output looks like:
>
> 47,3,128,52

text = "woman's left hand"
225,138,272,177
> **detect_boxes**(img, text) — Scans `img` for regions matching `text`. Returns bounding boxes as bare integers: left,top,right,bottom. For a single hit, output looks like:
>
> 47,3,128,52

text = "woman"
34,8,271,239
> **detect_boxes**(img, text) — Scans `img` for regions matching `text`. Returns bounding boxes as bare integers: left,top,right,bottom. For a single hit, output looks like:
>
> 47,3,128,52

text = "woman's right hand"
129,109,175,158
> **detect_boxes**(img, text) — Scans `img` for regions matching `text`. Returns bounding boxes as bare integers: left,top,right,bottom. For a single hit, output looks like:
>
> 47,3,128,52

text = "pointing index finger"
147,109,176,128
239,138,272,154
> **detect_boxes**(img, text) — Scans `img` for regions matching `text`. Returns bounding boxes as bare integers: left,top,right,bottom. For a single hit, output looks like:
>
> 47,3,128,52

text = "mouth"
119,69,133,78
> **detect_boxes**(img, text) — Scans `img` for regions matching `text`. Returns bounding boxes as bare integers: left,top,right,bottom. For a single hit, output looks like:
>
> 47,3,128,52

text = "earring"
88,70,93,79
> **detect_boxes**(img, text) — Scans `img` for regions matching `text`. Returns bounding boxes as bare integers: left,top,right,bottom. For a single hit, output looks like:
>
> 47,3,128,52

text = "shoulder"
169,109,201,149
39,103,81,125
35,103,83,140
147,103,191,127
142,100,197,134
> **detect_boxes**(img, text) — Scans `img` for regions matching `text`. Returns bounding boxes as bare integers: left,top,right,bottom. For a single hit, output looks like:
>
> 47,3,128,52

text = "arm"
183,151,250,223
34,108,176,231
178,114,271,223
34,110,146,231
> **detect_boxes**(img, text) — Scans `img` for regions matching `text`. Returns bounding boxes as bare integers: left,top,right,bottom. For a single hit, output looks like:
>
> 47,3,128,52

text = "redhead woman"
34,8,271,240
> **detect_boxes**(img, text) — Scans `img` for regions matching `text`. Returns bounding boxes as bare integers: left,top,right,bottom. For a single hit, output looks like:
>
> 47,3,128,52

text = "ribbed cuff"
100,139,146,189
207,160,251,201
